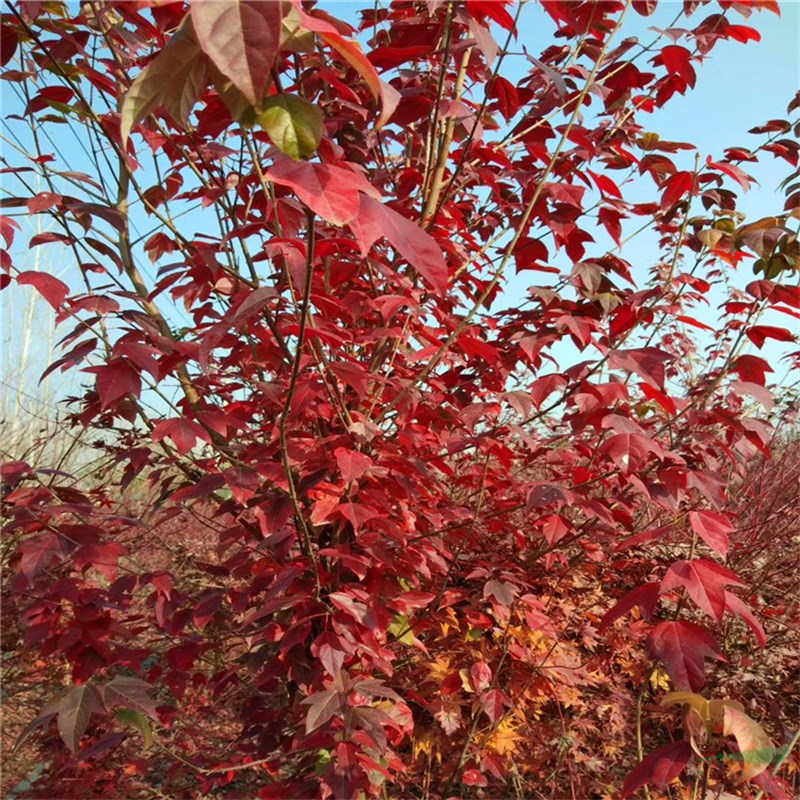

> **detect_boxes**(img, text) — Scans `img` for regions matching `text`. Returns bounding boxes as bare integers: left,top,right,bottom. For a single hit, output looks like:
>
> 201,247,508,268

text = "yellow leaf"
661,691,708,716
649,667,671,691
698,228,726,249
388,614,418,646
427,655,452,683
458,669,474,693
280,5,314,53
487,716,523,757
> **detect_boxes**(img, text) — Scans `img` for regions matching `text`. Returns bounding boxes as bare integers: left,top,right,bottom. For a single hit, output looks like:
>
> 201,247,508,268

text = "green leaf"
256,95,323,160
120,34,208,145
115,709,154,750
313,748,332,777
388,614,416,645
40,100,83,118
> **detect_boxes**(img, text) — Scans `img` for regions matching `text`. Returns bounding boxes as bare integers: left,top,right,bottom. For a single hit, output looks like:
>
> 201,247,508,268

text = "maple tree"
1,1,799,798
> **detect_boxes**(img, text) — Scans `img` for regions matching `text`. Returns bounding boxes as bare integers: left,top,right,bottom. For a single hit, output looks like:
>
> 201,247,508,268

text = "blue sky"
3,1,799,417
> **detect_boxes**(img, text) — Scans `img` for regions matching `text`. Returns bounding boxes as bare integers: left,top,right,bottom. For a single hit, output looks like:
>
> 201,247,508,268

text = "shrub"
1,1,799,797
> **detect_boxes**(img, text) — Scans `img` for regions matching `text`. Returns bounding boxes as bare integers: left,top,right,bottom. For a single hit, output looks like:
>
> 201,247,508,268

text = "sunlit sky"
327,1,800,383
2,1,799,420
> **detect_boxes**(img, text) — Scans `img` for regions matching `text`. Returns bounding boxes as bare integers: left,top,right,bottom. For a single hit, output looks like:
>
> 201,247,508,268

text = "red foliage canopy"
1,1,798,798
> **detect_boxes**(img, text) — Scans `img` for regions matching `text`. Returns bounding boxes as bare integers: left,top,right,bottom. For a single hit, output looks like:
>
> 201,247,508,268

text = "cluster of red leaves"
1,1,799,798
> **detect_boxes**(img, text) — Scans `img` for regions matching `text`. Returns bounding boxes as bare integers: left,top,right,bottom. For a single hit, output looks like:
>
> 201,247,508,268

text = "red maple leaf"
647,620,724,691
660,559,744,621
